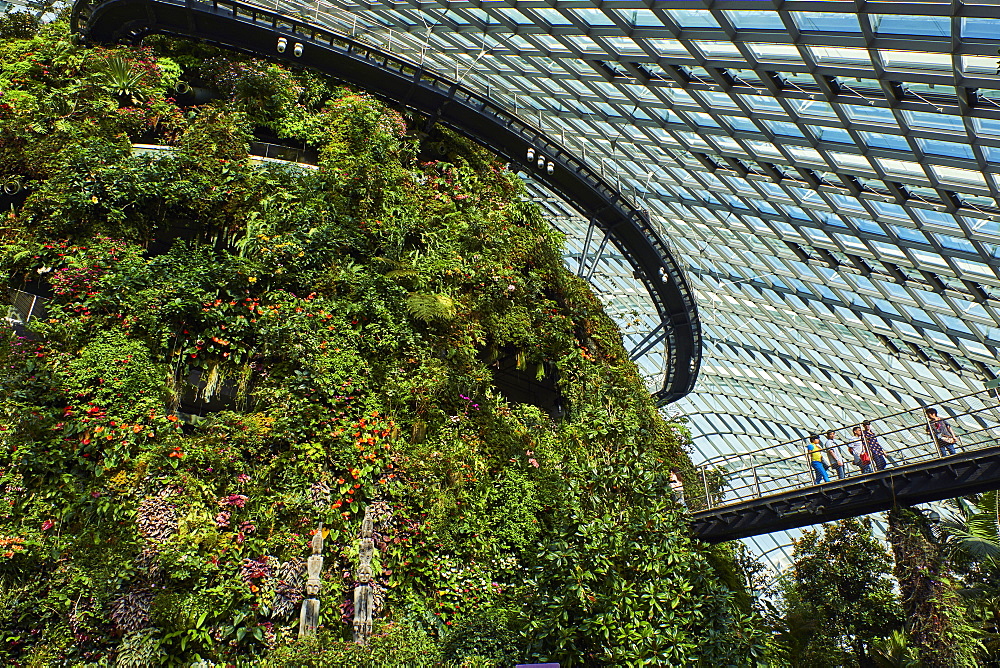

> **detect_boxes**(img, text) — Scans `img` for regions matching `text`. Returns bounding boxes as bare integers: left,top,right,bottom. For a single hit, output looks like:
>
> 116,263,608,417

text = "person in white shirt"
846,426,873,474
823,430,846,479
669,468,687,509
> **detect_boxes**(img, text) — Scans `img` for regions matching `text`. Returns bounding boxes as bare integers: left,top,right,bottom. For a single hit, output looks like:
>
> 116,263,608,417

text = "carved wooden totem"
352,507,376,643
298,524,324,637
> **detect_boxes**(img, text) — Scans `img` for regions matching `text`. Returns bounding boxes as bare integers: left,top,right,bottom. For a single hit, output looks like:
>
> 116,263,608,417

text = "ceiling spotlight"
527,148,535,161
546,161,554,175
537,155,545,169
293,43,303,57
277,37,287,53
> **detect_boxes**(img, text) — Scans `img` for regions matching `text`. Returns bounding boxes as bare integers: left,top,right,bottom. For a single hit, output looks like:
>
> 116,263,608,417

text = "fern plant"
405,292,456,322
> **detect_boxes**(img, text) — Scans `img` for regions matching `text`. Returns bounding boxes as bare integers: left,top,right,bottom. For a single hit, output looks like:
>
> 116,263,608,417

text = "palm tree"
870,630,922,668
940,491,1000,565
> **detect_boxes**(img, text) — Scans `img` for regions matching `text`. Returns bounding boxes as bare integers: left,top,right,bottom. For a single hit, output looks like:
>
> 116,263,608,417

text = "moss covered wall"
0,19,765,666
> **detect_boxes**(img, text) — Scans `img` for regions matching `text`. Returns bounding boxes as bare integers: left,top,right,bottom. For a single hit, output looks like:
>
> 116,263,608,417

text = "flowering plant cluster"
0,19,766,668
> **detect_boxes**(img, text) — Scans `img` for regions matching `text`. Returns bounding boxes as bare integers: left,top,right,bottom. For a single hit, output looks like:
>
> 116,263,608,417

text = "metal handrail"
697,387,1000,511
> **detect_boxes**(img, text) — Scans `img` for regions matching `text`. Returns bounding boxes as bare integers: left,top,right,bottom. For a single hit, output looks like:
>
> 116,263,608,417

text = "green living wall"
0,17,765,666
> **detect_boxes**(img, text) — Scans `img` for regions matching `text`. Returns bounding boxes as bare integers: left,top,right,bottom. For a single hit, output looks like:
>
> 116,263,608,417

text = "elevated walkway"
690,387,1000,543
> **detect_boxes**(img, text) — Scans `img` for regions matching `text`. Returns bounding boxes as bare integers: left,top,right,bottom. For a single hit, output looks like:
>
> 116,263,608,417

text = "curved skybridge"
691,387,1000,543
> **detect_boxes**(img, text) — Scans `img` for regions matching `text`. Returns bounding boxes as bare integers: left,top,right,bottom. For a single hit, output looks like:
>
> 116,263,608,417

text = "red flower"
41,519,55,531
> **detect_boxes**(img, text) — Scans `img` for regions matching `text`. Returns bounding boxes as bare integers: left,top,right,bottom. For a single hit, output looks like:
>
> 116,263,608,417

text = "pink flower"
528,458,539,468
236,473,250,483
214,511,231,527
219,494,248,508
41,519,55,531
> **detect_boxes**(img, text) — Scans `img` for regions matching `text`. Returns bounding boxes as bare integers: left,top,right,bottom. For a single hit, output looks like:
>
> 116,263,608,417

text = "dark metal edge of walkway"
690,445,1000,543
70,0,701,404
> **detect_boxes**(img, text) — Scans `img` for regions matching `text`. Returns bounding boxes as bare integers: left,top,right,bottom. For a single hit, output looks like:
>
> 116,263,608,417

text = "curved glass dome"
65,0,1000,567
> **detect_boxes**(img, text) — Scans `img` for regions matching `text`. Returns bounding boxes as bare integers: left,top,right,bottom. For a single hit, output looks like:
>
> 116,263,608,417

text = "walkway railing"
694,387,1000,511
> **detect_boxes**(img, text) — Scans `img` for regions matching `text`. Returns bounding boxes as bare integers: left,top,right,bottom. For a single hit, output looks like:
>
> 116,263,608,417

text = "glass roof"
64,0,1000,569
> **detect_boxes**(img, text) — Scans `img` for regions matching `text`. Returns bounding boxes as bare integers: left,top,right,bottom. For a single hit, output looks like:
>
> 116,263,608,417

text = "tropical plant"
97,55,147,101
871,630,922,668
775,517,903,667
887,506,983,668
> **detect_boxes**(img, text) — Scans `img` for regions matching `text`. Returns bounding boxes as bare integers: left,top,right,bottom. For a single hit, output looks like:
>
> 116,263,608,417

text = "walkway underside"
691,446,1000,543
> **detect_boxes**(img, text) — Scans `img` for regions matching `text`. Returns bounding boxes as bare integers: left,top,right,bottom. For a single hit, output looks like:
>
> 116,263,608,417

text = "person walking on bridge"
926,407,958,457
861,421,888,471
808,435,830,484
669,467,687,509
846,426,872,474
823,430,846,479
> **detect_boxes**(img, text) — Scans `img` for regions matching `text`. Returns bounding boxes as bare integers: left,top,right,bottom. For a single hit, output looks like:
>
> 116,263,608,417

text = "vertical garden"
0,16,765,666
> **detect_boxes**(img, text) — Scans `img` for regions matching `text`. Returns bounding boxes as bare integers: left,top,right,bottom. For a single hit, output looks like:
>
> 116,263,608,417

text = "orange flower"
167,415,179,422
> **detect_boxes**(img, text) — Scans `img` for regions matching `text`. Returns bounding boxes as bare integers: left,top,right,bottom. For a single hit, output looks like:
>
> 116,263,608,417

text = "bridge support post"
701,467,710,509
753,467,761,498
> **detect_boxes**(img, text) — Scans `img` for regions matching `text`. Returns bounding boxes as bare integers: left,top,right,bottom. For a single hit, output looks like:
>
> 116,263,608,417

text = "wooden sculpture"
298,523,324,637
352,507,376,643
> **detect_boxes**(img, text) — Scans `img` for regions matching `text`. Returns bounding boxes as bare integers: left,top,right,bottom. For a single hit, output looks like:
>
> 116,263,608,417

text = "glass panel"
572,8,616,26
961,18,1000,39
876,158,926,179
721,115,758,132
829,152,872,170
695,41,744,59
764,120,804,137
746,43,802,62
960,55,1000,76
739,94,784,112
699,91,739,108
973,117,1000,138
789,99,835,120
791,12,862,32
725,10,783,30
649,39,689,56
904,110,966,132
623,11,665,27
932,165,988,187
880,50,954,72
688,112,721,127
859,131,909,150
871,14,950,37
809,46,871,66
916,138,974,159
670,10,721,28
809,125,852,143
842,104,897,124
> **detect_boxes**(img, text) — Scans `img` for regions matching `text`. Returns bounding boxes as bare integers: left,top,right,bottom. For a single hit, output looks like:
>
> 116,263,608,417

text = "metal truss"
76,0,1000,568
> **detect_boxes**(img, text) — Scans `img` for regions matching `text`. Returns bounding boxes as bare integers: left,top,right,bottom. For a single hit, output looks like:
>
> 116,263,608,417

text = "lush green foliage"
774,518,903,667
0,21,760,666
888,507,983,668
